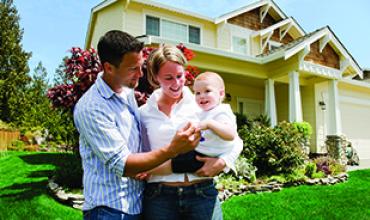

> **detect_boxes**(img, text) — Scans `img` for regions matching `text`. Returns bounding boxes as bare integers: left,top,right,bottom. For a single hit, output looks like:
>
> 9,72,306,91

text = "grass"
222,168,370,220
0,151,82,219
1,151,369,219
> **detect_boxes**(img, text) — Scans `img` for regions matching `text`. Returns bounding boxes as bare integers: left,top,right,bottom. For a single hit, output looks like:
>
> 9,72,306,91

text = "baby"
148,71,238,175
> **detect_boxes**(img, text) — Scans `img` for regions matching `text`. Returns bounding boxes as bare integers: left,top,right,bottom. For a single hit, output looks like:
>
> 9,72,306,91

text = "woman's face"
156,61,185,100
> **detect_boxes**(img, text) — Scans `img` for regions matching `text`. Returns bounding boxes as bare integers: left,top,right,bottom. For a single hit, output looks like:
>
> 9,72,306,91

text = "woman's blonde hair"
147,45,187,88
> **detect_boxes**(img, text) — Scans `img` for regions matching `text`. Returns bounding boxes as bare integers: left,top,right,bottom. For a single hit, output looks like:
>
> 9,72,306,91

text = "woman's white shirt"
139,86,242,182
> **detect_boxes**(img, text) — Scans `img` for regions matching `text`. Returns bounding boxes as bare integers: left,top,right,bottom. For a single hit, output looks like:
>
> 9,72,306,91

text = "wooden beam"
260,3,271,23
340,58,350,75
298,45,310,63
319,34,331,53
261,31,273,54
280,22,292,40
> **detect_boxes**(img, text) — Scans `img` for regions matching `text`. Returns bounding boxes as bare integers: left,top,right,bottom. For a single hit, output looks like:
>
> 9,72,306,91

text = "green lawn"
0,151,82,219
1,151,370,220
222,168,370,219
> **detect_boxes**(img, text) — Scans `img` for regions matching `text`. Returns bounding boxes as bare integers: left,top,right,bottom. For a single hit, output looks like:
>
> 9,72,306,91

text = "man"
73,30,201,219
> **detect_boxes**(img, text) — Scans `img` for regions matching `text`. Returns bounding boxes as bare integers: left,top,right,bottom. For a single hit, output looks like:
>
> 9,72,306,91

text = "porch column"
328,79,342,135
265,79,277,127
289,71,303,122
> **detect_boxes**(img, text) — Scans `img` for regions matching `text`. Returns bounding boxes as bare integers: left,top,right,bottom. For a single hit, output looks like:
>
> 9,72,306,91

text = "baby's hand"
198,120,209,130
134,172,151,181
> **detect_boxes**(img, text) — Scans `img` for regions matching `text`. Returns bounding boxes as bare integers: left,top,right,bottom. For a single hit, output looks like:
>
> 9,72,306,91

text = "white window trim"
143,13,203,45
228,23,252,56
231,36,249,55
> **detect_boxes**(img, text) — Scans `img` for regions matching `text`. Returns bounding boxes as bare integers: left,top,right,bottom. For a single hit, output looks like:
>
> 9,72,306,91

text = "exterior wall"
275,83,289,122
216,23,231,50
314,81,329,153
305,41,340,69
90,2,124,48
227,8,280,31
301,84,317,152
339,82,370,159
225,82,264,112
271,29,294,44
127,2,217,48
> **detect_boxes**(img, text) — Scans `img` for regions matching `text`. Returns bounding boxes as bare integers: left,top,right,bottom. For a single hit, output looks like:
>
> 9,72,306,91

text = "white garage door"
341,101,370,160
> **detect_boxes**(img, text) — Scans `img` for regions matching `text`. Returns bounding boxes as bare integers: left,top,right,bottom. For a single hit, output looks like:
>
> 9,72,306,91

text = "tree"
0,0,31,122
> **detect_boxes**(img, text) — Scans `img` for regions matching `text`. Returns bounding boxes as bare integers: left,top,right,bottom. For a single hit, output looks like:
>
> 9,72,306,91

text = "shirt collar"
146,86,194,110
96,72,132,101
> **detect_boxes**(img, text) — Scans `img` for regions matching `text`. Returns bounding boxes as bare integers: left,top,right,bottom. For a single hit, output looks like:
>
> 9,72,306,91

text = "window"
189,26,200,44
146,16,160,36
237,98,264,117
145,15,201,44
162,20,187,43
232,36,247,54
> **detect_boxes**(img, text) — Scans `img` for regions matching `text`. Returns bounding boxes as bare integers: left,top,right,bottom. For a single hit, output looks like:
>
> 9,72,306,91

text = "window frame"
231,35,248,55
144,14,202,45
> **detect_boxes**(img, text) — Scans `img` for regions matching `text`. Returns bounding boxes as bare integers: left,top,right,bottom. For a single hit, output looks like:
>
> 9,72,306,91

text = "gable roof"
251,16,305,39
215,0,287,24
258,26,363,77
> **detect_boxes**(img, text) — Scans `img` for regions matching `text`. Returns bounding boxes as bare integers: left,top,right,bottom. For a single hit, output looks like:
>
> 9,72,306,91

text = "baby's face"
193,79,222,111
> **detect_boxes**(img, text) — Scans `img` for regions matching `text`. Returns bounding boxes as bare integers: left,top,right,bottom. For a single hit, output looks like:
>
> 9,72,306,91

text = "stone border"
47,177,84,210
218,173,348,201
48,173,349,208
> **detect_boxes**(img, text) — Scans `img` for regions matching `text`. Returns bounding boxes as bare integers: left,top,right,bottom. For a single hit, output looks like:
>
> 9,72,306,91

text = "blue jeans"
143,180,223,220
83,206,142,220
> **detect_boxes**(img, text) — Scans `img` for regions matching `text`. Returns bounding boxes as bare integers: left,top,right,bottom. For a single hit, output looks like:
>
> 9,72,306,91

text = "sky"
13,0,370,79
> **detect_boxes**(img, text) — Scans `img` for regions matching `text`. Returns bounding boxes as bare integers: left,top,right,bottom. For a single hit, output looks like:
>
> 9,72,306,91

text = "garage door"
341,101,370,160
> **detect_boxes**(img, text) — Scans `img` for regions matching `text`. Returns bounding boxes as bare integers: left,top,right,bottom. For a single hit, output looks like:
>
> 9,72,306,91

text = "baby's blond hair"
195,72,225,90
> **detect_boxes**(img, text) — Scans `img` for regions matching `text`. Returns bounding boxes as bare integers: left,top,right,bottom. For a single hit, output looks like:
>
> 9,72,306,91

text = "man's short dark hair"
97,30,144,67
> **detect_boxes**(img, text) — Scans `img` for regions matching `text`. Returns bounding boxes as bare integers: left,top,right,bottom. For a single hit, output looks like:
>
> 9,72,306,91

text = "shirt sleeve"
218,136,243,173
74,106,131,177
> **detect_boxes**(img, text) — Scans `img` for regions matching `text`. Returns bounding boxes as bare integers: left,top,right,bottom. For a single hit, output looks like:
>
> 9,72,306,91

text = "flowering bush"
47,47,102,109
48,44,200,109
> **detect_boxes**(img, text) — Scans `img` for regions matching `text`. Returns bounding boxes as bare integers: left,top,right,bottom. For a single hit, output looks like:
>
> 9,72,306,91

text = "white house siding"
91,2,124,48
339,83,370,160
126,2,216,48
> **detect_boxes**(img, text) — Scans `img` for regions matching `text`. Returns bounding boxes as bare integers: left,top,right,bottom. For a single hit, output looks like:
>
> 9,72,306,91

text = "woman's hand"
195,156,226,177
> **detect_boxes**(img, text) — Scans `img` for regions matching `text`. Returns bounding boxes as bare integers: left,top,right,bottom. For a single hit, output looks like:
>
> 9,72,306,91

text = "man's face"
110,51,144,89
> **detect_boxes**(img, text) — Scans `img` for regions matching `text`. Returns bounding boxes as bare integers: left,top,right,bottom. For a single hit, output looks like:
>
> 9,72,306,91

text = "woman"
140,45,242,220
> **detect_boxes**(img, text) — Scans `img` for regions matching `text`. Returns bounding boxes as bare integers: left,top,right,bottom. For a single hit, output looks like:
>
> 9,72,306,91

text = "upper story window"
146,16,160,36
232,36,247,54
145,15,201,45
189,26,200,44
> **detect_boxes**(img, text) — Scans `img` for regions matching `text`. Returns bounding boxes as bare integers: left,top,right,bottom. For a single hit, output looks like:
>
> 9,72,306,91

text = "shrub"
305,162,317,178
314,156,345,176
234,157,257,182
239,121,307,176
311,171,326,179
11,140,25,151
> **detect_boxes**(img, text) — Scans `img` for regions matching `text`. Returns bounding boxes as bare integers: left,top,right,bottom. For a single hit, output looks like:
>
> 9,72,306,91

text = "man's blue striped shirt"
73,74,144,214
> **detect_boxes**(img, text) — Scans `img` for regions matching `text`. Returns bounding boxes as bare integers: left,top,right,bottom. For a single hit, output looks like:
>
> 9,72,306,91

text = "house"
85,0,370,160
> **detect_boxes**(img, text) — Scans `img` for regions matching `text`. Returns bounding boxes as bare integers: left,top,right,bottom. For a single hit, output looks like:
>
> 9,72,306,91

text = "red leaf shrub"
48,44,198,109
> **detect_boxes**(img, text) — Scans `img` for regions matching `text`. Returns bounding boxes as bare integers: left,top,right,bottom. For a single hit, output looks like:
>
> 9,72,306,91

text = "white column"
289,71,303,122
265,79,277,127
328,79,342,135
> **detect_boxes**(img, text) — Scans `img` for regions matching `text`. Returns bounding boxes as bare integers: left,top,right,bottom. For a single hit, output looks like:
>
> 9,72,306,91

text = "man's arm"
124,123,200,177
75,107,200,178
